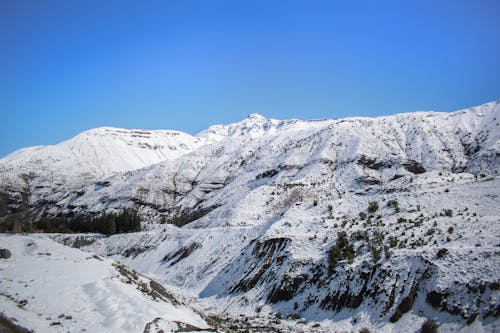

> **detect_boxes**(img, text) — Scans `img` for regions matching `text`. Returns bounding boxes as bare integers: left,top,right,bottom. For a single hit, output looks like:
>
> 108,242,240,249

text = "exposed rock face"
403,160,426,174
162,243,202,267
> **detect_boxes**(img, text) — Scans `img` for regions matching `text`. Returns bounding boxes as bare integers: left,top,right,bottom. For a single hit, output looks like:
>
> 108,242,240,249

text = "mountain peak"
247,113,267,120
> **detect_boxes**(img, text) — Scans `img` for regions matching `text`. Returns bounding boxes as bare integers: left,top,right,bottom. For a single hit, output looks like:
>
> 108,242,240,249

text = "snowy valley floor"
0,234,210,333
1,232,498,333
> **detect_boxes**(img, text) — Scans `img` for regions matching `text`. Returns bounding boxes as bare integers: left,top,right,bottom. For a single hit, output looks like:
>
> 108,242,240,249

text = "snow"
0,126,207,207
0,234,210,333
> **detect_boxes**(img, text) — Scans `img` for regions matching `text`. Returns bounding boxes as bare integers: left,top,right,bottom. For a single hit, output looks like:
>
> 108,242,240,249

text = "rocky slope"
1,100,499,332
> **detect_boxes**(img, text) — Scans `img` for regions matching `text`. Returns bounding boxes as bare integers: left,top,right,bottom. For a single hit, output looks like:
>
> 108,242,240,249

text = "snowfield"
1,100,499,332
0,234,211,333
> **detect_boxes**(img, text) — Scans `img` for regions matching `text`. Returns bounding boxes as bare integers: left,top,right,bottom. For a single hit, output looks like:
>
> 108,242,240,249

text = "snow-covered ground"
0,234,211,333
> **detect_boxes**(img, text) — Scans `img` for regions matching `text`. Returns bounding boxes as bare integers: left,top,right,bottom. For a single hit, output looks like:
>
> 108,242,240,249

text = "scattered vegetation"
371,245,382,261
328,231,355,272
369,230,385,262
368,201,379,213
383,245,391,259
421,319,439,333
436,248,448,258
387,199,400,213
388,236,398,248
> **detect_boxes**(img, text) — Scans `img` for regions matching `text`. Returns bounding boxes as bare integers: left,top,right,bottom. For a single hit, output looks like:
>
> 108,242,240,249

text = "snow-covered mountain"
1,100,499,332
2,126,204,179
23,100,499,220
0,126,206,221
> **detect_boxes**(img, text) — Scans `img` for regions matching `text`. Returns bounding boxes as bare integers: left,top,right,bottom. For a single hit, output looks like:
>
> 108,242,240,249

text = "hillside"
0,127,206,223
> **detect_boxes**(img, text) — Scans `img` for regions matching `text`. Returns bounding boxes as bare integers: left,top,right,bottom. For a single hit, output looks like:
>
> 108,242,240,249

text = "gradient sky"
1,0,499,157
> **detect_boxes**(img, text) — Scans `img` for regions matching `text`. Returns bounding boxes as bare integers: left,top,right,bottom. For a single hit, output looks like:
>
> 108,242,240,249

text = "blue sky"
1,0,499,157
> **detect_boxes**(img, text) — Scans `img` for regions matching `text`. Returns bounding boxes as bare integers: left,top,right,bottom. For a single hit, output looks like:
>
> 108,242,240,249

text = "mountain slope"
56,172,500,332
0,126,206,221
2,126,204,180
48,100,500,220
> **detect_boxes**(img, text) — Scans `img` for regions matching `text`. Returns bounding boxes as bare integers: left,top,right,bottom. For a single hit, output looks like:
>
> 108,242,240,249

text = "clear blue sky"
1,0,499,157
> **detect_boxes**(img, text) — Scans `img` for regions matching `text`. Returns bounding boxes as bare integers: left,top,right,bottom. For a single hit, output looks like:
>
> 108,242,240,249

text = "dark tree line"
31,209,141,235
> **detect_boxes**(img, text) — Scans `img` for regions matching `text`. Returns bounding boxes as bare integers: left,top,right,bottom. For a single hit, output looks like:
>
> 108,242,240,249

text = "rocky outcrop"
0,248,11,259
231,238,291,293
162,243,202,267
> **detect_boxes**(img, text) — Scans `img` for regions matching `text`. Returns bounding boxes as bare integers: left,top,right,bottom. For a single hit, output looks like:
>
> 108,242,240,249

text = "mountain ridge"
1,100,499,222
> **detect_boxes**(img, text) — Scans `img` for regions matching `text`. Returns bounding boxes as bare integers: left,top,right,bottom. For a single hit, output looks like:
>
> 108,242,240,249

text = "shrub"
313,199,318,206
384,245,391,259
421,319,438,333
328,231,355,272
368,201,379,213
359,212,367,220
444,209,453,217
371,245,382,262
447,226,454,234
359,328,371,333
388,236,398,248
387,199,398,208
436,248,448,258
371,230,385,244
466,313,478,325
351,230,368,241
